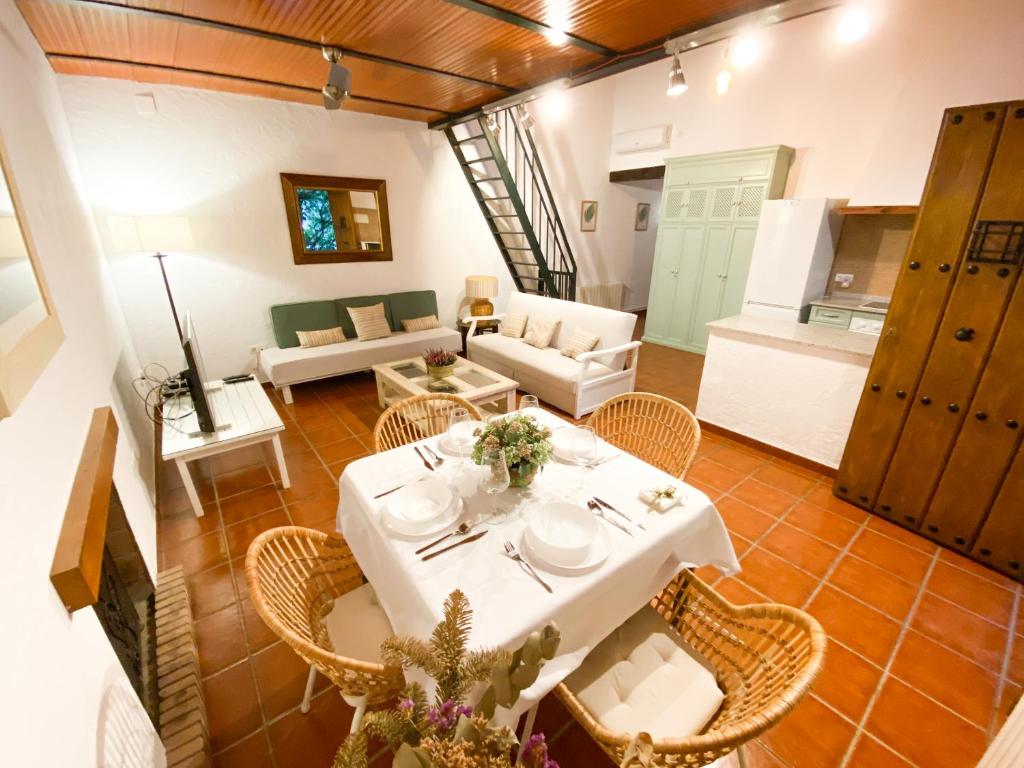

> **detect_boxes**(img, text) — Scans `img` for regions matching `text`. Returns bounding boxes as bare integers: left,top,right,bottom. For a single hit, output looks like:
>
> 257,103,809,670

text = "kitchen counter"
697,314,875,468
810,295,890,315
706,314,879,357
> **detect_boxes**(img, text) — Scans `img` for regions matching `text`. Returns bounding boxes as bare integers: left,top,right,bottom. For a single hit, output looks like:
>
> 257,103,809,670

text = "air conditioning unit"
612,125,672,155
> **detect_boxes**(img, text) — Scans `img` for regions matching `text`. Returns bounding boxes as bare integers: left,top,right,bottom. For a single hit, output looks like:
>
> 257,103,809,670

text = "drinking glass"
447,407,472,453
480,445,511,523
518,394,539,416
569,425,598,499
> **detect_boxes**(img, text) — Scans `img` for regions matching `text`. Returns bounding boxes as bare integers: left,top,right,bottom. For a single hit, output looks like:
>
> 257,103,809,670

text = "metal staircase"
445,108,577,300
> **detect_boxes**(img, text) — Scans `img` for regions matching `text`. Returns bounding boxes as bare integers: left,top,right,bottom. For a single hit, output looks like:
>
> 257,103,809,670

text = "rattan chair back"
373,393,483,453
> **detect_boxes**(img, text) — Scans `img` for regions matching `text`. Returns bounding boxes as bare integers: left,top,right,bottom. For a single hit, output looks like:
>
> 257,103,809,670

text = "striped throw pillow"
347,303,392,341
523,314,560,349
560,329,600,360
402,314,440,332
296,326,345,348
500,313,527,338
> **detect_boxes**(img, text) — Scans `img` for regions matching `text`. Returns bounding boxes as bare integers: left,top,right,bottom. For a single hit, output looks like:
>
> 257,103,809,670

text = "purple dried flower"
424,699,472,732
397,698,414,712
521,733,559,768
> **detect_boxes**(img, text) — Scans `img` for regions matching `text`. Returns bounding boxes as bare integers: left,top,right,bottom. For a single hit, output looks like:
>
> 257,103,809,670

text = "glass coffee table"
372,356,518,414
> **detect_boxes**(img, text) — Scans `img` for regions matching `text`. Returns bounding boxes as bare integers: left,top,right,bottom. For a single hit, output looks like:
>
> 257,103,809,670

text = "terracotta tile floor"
157,343,1023,768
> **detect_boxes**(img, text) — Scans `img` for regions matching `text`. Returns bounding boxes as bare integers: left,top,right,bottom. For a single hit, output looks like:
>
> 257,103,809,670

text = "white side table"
161,378,290,517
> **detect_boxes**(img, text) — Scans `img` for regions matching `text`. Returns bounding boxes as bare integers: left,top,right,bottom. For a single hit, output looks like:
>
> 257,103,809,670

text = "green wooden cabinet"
643,146,793,354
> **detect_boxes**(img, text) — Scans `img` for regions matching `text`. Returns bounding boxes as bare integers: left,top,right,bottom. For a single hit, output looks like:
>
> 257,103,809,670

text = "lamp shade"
108,215,195,253
465,275,498,299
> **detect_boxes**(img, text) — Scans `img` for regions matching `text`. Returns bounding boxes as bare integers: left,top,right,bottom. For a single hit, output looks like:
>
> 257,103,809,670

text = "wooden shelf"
837,205,919,216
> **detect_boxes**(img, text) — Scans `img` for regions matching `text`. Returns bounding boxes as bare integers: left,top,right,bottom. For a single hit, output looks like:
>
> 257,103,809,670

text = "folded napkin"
639,485,683,513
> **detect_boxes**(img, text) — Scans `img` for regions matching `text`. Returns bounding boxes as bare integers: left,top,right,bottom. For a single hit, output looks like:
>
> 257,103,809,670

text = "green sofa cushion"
270,301,340,349
389,290,440,332
336,295,392,338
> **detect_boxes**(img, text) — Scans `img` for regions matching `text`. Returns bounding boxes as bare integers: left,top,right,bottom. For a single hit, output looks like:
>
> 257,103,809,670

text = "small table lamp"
109,215,195,342
465,275,498,317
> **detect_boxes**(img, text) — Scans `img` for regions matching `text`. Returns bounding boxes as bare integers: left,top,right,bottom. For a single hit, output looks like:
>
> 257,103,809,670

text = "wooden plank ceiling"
17,0,772,123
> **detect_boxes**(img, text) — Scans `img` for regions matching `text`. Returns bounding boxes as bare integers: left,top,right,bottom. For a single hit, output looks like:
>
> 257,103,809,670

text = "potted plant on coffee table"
423,348,458,379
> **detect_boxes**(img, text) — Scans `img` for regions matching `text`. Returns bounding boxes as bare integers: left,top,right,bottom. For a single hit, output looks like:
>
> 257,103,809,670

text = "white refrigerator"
742,198,838,322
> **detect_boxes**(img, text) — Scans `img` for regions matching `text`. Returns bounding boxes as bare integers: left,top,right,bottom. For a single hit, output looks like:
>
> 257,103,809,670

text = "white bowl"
385,479,453,535
527,502,599,566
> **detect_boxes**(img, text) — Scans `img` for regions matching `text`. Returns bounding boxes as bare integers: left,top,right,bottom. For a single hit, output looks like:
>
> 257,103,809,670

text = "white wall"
58,79,514,379
0,2,162,765
608,0,1024,205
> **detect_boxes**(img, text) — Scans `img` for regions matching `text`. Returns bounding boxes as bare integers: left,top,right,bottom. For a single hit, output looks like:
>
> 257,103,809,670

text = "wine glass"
518,394,539,417
569,425,598,500
447,407,472,454
480,445,511,523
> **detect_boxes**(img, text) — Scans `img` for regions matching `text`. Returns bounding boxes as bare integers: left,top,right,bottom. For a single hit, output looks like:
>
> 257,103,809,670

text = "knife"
422,530,488,561
593,496,646,530
587,501,633,537
413,446,435,472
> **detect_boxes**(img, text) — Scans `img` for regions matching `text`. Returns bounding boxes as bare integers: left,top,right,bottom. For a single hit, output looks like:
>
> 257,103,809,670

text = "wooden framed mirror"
280,173,393,265
0,130,63,418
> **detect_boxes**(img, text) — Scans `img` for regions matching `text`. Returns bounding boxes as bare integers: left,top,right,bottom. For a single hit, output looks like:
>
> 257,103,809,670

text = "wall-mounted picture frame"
580,200,598,232
0,128,64,419
634,202,651,231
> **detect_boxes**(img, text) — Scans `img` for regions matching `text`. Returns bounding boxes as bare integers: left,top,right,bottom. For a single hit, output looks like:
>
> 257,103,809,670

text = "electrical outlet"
834,273,854,289
248,344,264,354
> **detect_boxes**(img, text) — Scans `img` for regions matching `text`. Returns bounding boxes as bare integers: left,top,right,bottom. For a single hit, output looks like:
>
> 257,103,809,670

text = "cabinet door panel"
875,108,1024,526
736,183,767,221
689,225,731,350
835,105,1006,509
644,225,685,340
973,444,1024,578
921,276,1024,550
709,185,738,222
719,225,758,321
669,227,709,343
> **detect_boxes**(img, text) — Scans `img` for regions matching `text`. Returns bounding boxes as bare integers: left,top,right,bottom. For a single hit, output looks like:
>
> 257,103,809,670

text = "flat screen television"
182,312,216,434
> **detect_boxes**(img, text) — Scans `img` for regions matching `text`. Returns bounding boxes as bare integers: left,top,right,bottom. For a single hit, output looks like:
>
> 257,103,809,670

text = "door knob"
954,327,975,342
716,273,727,279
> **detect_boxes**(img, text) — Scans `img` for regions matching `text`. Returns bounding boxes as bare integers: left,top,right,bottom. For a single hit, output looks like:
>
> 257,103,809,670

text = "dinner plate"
381,497,463,541
549,428,614,464
520,524,609,575
438,420,486,456
382,480,456,537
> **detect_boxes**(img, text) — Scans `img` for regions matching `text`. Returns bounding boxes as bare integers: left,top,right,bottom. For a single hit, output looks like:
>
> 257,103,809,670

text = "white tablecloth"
336,410,740,718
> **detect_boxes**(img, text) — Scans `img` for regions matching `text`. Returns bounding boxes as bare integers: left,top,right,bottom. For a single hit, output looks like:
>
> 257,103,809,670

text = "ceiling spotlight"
715,69,732,96
837,7,871,43
732,35,760,69
666,54,688,96
543,27,568,45
321,46,351,110
517,104,535,131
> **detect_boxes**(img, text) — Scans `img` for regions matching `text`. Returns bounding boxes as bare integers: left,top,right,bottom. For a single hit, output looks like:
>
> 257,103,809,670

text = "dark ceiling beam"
45,0,516,92
47,53,452,116
442,0,618,57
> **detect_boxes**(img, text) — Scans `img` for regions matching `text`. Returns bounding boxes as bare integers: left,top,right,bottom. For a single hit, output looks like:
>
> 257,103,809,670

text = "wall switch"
834,273,854,289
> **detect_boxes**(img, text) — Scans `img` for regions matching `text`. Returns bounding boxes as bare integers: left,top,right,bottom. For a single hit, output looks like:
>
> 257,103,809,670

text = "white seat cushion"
564,606,724,741
259,326,461,386
468,333,615,390
321,583,394,664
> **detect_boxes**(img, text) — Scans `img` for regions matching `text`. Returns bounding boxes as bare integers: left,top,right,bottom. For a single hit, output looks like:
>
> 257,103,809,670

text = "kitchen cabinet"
644,146,793,354
836,101,1024,581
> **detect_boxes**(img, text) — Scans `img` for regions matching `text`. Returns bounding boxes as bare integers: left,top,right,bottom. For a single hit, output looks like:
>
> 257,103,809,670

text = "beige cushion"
501,313,527,338
523,314,560,348
402,314,440,332
296,326,345,348
322,583,393,664
560,328,600,360
564,606,724,741
468,333,615,388
348,303,392,342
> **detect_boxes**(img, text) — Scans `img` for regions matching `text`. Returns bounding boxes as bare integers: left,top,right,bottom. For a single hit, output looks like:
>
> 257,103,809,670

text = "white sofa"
465,293,640,419
259,327,461,404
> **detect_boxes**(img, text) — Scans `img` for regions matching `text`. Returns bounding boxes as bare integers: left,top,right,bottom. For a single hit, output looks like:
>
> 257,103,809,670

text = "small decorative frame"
635,202,651,231
580,200,598,232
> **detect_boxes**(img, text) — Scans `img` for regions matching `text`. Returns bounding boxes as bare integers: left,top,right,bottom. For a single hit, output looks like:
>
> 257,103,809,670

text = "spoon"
414,521,473,555
423,444,446,468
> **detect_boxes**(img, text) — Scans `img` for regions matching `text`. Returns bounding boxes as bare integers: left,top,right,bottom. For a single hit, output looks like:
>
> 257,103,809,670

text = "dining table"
336,408,740,729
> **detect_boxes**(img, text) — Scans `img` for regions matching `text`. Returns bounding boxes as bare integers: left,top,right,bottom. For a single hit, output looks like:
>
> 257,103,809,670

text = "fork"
413,446,435,471
503,540,553,593
422,444,446,468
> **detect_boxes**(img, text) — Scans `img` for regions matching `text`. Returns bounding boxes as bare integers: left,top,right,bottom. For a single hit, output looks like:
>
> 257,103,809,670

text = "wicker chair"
373,393,483,453
245,526,404,731
588,392,701,478
555,571,826,767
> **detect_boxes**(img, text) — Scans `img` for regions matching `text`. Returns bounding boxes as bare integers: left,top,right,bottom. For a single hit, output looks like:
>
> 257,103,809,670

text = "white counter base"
696,316,876,469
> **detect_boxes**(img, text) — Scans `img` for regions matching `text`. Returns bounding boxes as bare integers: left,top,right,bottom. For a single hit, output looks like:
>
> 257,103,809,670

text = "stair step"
470,177,505,183
481,196,511,201
508,260,538,266
454,135,486,145
516,275,543,281
462,157,494,165
485,213,519,219
505,246,532,250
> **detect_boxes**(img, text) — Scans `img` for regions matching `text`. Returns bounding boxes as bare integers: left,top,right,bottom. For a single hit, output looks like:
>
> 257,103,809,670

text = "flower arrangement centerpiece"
333,590,561,768
471,414,553,488
423,348,458,379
